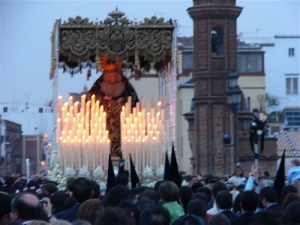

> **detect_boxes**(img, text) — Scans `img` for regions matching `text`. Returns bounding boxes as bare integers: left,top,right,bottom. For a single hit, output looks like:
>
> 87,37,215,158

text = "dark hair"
159,182,179,202
187,199,207,223
139,204,170,225
259,187,278,203
154,180,166,193
240,191,259,212
134,197,157,223
281,185,298,201
104,185,132,207
212,182,227,198
138,189,160,203
174,214,205,225
90,180,100,198
216,190,232,210
78,199,104,225
0,192,11,220
281,201,300,225
11,192,43,221
251,211,281,225
232,192,241,214
50,190,69,214
208,213,230,225
281,193,300,212
196,186,212,203
179,186,193,213
72,177,92,203
95,207,134,225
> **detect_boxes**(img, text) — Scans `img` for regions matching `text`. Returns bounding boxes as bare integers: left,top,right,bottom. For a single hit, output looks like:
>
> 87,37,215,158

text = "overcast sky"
0,0,299,105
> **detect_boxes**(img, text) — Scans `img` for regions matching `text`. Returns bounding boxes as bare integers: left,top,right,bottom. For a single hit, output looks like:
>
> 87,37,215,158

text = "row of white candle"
121,97,166,174
56,95,110,172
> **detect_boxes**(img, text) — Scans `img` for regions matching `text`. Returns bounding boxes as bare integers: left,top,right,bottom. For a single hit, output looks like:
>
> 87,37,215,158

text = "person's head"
138,189,160,203
66,177,76,192
259,187,278,208
117,199,136,217
233,166,244,177
95,207,134,225
41,183,58,197
159,181,179,202
154,181,166,194
90,180,100,199
251,211,281,225
281,193,300,212
174,214,205,225
50,220,72,225
187,199,207,223
240,191,259,212
179,186,193,213
215,190,232,210
281,184,298,201
263,171,270,178
0,192,11,224
104,185,132,207
208,213,230,225
196,186,212,204
134,197,157,223
139,204,170,225
232,192,242,214
50,190,69,214
10,192,43,221
72,220,91,225
281,201,300,225
72,177,92,203
211,182,227,199
78,199,104,225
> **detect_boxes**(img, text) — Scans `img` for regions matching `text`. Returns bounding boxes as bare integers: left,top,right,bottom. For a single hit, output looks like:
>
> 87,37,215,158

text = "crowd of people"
0,162,300,225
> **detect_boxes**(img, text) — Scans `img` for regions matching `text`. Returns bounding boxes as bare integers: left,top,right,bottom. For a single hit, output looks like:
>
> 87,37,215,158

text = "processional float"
49,8,176,181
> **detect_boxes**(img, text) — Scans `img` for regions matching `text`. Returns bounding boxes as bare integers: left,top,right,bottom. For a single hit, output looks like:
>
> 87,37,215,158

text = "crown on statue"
98,54,123,72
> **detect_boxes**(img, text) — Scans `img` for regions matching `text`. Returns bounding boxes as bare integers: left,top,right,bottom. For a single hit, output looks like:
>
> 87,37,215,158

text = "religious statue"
88,55,139,156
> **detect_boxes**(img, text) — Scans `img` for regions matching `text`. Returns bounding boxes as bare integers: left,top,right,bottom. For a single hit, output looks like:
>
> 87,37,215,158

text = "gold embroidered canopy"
50,8,175,78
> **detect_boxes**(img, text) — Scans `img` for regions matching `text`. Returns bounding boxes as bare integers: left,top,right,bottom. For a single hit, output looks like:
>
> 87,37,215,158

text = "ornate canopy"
50,8,175,78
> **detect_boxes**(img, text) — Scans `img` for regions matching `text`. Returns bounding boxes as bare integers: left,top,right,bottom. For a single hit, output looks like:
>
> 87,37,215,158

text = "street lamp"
227,72,242,166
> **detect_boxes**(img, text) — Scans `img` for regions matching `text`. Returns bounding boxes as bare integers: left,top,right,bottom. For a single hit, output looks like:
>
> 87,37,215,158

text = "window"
288,48,295,57
39,108,43,113
3,107,8,113
286,77,298,95
182,52,193,70
237,53,263,73
284,109,300,128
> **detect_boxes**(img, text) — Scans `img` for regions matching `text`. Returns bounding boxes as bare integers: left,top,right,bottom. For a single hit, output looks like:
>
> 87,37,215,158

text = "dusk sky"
0,0,299,105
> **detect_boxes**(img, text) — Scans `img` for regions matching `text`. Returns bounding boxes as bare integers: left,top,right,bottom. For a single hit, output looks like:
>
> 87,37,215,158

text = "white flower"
79,166,90,178
143,165,153,180
156,164,164,178
93,166,104,179
65,167,75,177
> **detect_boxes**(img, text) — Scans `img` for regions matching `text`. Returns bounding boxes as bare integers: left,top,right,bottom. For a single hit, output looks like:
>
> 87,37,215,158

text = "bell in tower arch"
211,26,224,56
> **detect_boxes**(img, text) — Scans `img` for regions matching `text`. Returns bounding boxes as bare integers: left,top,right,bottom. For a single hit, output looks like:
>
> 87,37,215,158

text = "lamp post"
227,72,242,166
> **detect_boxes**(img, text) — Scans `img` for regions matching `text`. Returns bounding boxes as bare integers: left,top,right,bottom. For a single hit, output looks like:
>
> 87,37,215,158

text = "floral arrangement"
93,166,104,180
79,166,90,178
65,167,75,177
143,165,154,181
48,164,66,190
156,164,164,179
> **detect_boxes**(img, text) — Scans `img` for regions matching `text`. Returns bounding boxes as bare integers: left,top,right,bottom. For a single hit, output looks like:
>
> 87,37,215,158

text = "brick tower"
188,0,242,176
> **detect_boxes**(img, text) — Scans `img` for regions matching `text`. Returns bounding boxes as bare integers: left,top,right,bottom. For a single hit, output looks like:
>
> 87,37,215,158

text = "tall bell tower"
188,0,242,176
